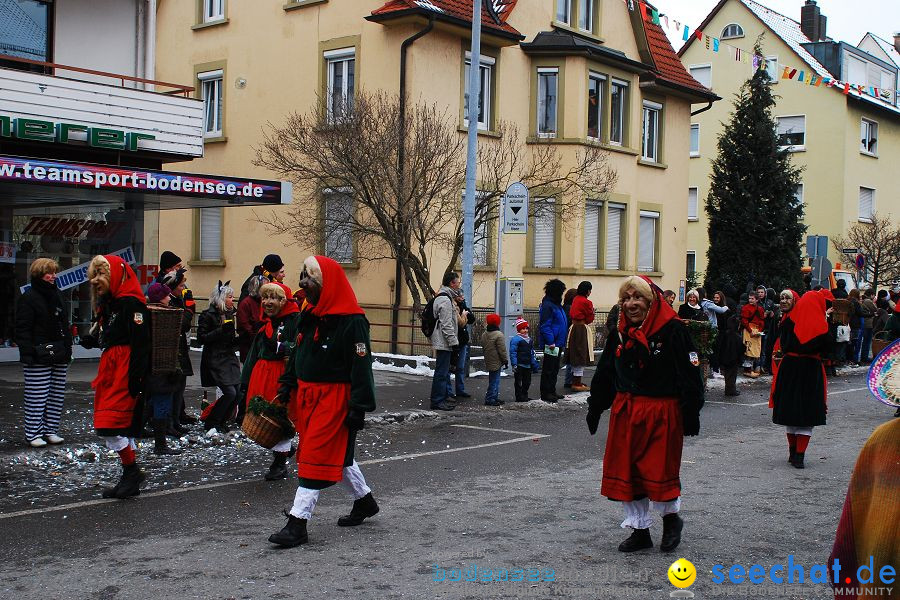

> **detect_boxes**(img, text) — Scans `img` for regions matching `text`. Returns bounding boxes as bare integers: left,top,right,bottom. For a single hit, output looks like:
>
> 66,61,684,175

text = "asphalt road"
0,363,892,600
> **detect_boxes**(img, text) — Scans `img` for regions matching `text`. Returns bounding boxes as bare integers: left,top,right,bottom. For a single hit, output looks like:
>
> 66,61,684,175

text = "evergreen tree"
706,42,805,294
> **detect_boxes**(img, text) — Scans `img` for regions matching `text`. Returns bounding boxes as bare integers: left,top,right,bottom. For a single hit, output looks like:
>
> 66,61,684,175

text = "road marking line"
829,387,867,396
0,427,550,521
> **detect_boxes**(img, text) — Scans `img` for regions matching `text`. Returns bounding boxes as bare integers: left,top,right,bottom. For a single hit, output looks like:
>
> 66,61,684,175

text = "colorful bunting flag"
713,38,719,52
705,35,710,50
683,26,690,41
651,8,660,25
797,70,805,82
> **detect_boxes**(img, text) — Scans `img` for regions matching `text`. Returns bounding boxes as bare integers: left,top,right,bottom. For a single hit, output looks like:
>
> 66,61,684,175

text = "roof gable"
370,0,522,39
642,16,716,99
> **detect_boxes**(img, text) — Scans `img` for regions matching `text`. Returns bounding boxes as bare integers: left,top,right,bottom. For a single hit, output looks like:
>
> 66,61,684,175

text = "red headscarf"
309,256,364,317
618,275,677,352
789,289,831,344
780,289,801,323
105,255,145,303
262,282,300,337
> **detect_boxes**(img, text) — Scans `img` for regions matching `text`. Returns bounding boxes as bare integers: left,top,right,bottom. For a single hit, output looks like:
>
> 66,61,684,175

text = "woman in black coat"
198,281,241,433
15,258,72,447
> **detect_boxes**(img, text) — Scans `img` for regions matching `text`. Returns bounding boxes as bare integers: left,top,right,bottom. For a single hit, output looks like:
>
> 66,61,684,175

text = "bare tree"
832,213,900,288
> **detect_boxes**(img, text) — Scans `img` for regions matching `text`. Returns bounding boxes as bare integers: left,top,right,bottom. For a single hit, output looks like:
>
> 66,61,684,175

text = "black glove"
682,410,700,437
345,409,365,432
502,362,509,370
222,319,235,333
586,409,602,435
79,334,98,350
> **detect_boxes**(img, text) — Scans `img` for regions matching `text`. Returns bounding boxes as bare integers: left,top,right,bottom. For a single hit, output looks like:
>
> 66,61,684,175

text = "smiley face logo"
668,558,696,588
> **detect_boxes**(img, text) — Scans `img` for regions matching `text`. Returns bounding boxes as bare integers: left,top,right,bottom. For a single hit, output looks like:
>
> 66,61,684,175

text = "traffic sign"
503,182,529,234
841,247,858,255
855,253,866,270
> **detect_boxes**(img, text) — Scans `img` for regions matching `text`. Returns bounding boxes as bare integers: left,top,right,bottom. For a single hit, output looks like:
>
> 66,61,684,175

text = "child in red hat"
509,318,540,402
482,314,508,406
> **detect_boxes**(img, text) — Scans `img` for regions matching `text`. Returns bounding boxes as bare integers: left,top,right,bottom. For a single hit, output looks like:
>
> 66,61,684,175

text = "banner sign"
0,155,293,205
0,241,15,264
20,246,136,294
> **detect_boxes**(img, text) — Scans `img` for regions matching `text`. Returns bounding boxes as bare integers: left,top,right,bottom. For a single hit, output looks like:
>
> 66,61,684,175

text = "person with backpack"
509,318,540,402
144,283,183,456
481,314,508,406
425,272,460,411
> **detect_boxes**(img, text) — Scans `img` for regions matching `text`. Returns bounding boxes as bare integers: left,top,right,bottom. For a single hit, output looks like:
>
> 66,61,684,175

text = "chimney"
800,0,821,42
894,32,900,54
818,14,827,40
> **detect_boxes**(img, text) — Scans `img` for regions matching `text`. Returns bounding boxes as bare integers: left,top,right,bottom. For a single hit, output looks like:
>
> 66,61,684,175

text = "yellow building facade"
681,0,900,283
155,0,715,311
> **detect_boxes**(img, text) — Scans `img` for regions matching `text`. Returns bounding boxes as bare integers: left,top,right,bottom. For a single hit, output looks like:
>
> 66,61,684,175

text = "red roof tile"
371,0,522,38
643,17,715,98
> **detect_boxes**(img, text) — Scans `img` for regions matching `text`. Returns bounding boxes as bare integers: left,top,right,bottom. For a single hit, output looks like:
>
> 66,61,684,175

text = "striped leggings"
23,364,68,441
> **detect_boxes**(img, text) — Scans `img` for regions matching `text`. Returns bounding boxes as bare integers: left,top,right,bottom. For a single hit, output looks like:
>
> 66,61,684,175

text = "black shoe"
337,492,380,527
180,413,198,425
541,395,558,404
153,419,183,455
724,390,741,397
102,464,146,499
455,392,472,399
167,422,188,437
496,399,505,405
788,448,797,465
618,528,653,552
268,514,308,547
430,402,455,411
660,514,683,552
791,452,805,469
514,397,529,402
265,452,290,481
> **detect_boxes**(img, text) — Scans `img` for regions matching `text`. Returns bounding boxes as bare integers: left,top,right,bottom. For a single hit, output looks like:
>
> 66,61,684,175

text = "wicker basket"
241,412,286,449
149,305,183,376
831,299,851,326
872,331,893,359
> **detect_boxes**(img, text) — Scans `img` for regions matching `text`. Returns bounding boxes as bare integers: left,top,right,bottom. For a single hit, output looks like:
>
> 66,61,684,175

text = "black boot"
268,514,308,547
265,451,290,481
154,419,183,455
102,464,145,499
791,452,805,469
618,528,653,552
788,448,797,465
660,513,684,552
337,492,380,527
167,419,188,437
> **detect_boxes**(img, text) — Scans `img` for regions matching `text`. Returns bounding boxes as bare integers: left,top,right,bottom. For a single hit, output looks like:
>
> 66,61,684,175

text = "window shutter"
533,199,556,268
859,187,874,221
605,204,624,270
638,211,658,272
689,66,711,88
199,207,222,261
583,201,601,269
776,116,803,136
688,188,698,220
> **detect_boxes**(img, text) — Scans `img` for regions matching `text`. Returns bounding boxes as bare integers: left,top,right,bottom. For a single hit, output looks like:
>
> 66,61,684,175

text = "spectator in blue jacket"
509,318,540,402
539,279,568,403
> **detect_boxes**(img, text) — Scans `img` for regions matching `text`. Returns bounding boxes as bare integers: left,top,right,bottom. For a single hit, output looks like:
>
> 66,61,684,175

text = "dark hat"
147,282,171,304
262,254,284,274
486,313,501,327
159,250,182,272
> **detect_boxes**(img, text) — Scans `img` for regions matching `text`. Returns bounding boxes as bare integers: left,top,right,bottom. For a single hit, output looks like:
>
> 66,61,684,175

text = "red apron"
92,345,139,431
291,380,351,482
246,358,297,423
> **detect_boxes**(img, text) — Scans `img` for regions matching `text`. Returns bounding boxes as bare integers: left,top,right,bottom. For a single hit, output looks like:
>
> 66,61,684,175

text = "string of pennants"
625,0,900,101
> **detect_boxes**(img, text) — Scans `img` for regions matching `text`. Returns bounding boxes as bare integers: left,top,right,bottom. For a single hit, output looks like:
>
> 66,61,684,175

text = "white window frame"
775,115,806,151
555,0,571,25
577,0,595,33
198,69,223,138
641,100,662,162
323,188,355,264
688,187,699,221
464,52,495,131
583,200,603,270
860,118,878,156
859,187,875,223
638,210,659,273
199,207,223,261
325,47,356,123
605,202,625,270
689,64,712,89
721,23,744,39
537,68,559,138
532,197,557,268
765,56,779,83
610,79,628,146
203,0,224,23
690,123,700,157
686,251,696,278
587,72,605,141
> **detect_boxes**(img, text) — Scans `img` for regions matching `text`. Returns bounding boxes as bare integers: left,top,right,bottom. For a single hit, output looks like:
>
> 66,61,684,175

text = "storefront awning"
0,154,292,213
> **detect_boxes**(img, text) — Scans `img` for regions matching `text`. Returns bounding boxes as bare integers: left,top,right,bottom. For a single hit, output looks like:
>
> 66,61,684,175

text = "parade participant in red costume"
587,275,704,553
85,255,150,499
268,256,379,548
240,282,301,480
768,289,800,405
770,289,833,469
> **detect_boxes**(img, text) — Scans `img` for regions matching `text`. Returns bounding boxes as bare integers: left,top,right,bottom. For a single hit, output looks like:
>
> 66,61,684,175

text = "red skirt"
291,380,351,482
92,345,139,432
600,393,684,502
246,358,297,423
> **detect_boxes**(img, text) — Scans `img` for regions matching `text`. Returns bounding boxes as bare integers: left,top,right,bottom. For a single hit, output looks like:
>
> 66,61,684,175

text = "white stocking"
339,460,372,501
289,486,320,520
651,497,681,516
102,435,130,452
621,498,653,529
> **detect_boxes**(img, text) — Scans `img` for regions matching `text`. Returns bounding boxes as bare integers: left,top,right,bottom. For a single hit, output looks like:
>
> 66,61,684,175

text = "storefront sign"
20,246,136,294
0,155,292,204
0,116,156,151
21,216,127,240
0,242,15,264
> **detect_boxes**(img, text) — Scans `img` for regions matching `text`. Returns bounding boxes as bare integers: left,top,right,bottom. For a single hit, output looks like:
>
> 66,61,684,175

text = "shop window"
0,0,52,71
860,119,878,155
199,207,223,261
689,65,711,89
587,72,605,141
203,0,225,22
858,187,875,223
775,115,805,150
325,48,355,123
688,187,698,221
532,198,556,268
638,210,659,272
690,124,700,157
583,200,602,269
198,69,224,138
721,23,744,39
641,100,662,163
464,52,494,130
555,0,571,25
323,189,354,264
610,79,628,146
605,203,625,270
537,68,559,137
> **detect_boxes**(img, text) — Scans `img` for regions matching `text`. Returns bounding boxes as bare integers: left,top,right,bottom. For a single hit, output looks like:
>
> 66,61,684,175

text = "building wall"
156,0,700,311
54,0,143,83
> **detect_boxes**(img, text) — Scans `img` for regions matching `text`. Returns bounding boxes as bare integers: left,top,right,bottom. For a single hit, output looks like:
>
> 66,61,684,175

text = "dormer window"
721,23,744,39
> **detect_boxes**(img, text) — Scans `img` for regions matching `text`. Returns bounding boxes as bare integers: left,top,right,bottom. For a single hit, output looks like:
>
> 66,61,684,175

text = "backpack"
420,293,450,338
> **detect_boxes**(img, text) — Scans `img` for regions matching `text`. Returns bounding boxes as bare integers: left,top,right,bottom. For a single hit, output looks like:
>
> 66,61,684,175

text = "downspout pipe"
391,16,435,354
145,0,157,91
690,101,714,117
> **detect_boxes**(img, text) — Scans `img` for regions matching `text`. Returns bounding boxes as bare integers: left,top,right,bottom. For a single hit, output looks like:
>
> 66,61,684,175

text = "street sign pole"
495,193,504,313
462,0,482,311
